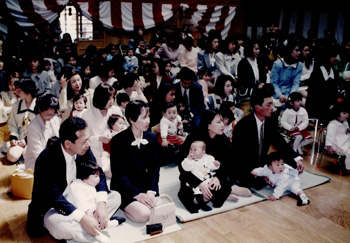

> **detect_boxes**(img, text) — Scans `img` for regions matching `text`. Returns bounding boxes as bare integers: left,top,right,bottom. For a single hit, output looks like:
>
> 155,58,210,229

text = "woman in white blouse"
7,78,37,163
24,94,60,169
82,83,122,178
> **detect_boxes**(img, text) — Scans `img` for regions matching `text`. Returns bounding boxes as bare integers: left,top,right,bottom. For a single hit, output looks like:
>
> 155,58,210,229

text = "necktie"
131,138,149,148
183,89,189,107
259,123,264,160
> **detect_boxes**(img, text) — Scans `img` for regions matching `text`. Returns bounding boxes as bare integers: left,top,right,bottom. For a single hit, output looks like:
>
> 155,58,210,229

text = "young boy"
116,92,130,117
251,152,310,206
64,160,125,242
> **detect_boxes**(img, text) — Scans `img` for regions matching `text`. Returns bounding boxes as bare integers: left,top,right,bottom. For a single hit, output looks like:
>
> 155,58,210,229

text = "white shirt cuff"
97,191,108,202
294,156,303,163
71,209,85,222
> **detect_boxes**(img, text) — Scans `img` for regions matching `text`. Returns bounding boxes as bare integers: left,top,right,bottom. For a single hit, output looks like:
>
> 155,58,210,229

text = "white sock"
293,135,303,152
108,219,119,228
299,193,309,204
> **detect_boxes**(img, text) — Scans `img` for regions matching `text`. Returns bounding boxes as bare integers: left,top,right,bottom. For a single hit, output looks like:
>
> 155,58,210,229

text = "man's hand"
95,202,108,229
80,214,101,236
251,171,257,178
264,176,274,187
296,159,304,174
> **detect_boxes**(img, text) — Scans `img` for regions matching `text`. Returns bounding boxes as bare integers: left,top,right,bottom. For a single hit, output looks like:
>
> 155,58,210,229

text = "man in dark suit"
231,85,304,189
174,67,206,131
27,117,123,241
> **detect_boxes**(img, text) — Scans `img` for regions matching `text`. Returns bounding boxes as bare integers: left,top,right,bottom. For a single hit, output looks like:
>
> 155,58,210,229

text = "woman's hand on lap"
198,182,212,200
208,177,221,191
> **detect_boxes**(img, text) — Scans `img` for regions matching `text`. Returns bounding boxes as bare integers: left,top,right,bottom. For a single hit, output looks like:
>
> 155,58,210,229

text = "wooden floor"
1,144,350,243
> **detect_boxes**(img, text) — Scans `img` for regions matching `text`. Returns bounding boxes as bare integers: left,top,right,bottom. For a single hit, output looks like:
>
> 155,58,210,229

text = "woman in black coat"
178,109,251,213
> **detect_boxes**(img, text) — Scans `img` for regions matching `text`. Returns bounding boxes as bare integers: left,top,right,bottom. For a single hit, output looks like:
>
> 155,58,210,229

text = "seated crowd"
0,25,349,242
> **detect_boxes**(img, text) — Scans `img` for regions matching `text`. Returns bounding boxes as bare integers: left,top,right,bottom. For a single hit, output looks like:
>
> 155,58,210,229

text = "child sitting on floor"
281,92,313,155
251,151,310,206
181,140,241,212
101,114,127,177
326,102,350,173
116,92,130,117
158,102,184,148
70,94,88,118
64,160,125,242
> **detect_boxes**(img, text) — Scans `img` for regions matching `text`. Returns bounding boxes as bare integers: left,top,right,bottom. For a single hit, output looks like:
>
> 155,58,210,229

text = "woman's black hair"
196,109,222,138
76,160,100,180
14,78,38,98
59,64,84,100
244,39,260,58
213,75,234,98
34,93,59,114
125,100,149,125
152,58,165,76
220,101,235,124
222,35,238,54
107,114,125,129
92,83,115,110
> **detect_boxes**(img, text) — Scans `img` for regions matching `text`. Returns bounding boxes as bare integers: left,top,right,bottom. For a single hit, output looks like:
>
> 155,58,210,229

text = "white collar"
320,66,334,80
281,58,297,68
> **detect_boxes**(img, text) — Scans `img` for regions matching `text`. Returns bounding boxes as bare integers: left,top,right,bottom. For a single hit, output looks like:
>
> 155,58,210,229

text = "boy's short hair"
161,102,177,113
107,114,125,129
266,152,284,166
116,92,130,106
59,117,88,145
76,160,100,180
330,101,349,121
250,84,274,111
219,101,235,124
178,67,196,82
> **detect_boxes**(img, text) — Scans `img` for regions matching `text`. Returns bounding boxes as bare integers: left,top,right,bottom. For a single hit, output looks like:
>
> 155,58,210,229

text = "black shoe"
110,216,126,225
297,198,310,206
200,204,212,212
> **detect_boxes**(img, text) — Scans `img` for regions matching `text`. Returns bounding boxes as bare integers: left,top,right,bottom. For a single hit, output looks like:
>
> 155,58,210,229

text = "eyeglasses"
42,111,56,118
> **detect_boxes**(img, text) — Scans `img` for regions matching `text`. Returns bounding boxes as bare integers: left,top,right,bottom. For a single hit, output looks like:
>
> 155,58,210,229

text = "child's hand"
290,126,298,131
251,171,257,178
187,154,193,160
268,195,277,201
161,140,168,147
182,120,188,124
213,160,221,167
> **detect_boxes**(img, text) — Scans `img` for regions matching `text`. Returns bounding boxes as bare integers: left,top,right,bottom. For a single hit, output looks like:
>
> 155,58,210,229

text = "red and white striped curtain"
0,0,241,39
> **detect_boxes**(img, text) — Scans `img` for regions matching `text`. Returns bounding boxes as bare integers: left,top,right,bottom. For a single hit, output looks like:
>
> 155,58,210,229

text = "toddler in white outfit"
251,152,310,206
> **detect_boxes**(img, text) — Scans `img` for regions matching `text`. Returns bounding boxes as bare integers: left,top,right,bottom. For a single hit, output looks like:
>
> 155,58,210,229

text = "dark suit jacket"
174,81,205,117
237,57,266,98
231,113,299,187
110,127,160,209
26,141,108,237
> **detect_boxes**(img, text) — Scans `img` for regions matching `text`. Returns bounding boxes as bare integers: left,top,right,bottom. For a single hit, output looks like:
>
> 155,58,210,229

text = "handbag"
148,194,176,227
